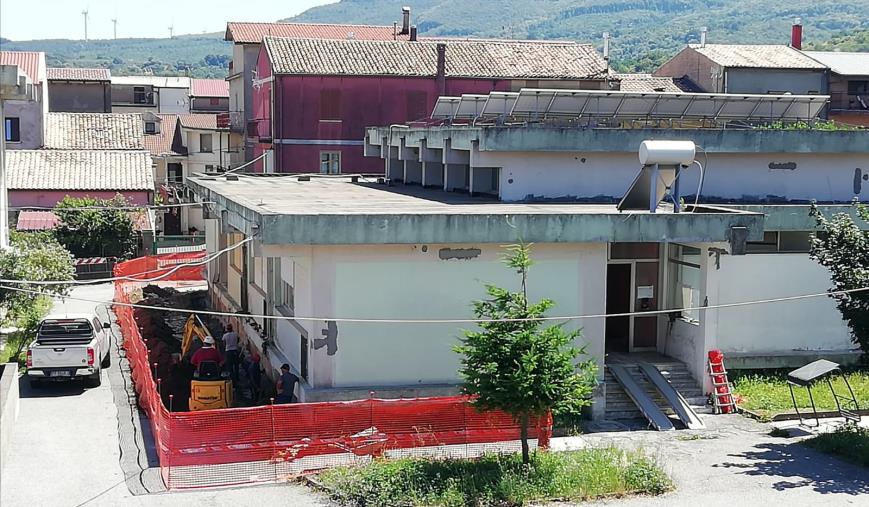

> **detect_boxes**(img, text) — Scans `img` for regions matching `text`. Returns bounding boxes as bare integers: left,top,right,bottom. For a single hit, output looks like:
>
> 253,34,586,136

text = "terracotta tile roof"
16,210,153,232
190,78,229,97
613,73,682,93
143,114,184,157
689,44,827,69
0,50,45,84
47,67,111,81
6,150,154,191
226,22,409,44
263,37,608,79
44,113,144,150
178,114,224,130
803,51,869,76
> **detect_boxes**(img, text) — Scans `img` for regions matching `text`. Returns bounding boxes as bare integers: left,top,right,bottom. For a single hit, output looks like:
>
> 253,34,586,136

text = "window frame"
199,133,213,153
4,117,21,143
319,151,341,174
228,232,244,273
667,244,702,324
144,121,157,134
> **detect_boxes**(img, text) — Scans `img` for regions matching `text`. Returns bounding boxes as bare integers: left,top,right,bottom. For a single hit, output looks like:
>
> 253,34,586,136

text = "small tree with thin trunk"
455,243,597,464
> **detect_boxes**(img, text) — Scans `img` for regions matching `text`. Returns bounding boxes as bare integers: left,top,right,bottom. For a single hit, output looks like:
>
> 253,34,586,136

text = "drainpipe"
436,44,447,97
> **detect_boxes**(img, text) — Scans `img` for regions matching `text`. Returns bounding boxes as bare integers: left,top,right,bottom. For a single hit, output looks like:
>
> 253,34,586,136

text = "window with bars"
320,151,341,174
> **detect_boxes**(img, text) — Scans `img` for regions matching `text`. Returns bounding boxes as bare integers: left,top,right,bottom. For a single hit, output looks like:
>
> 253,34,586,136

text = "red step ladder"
708,350,736,414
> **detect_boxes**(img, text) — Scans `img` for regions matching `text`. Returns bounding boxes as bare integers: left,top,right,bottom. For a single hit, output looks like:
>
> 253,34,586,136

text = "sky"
0,0,338,41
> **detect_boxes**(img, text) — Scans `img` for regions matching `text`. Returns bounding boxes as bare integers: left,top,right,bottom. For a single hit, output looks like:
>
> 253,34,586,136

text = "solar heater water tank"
638,140,696,166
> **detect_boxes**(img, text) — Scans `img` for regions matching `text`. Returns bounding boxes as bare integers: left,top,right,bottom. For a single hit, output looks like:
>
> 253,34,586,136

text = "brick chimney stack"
791,18,802,50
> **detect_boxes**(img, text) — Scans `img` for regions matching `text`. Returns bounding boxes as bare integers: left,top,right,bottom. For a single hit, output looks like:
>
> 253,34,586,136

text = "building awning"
16,210,154,233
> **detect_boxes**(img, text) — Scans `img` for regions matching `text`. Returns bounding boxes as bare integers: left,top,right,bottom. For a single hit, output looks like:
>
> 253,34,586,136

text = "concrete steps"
604,362,709,425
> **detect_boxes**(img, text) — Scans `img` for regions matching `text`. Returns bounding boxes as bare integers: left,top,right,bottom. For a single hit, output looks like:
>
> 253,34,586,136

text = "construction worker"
190,336,222,372
222,324,240,382
275,364,299,404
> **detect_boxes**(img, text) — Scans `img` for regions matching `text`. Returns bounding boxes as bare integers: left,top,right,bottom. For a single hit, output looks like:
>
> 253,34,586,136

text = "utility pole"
112,18,118,39
82,9,89,41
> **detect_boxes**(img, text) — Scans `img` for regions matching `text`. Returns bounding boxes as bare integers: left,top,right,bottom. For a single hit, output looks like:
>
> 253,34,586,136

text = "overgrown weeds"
731,370,868,418
317,448,672,506
803,425,869,467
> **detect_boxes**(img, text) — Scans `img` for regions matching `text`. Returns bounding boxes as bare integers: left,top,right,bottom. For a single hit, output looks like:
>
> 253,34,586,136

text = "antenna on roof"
82,8,89,41
111,18,118,39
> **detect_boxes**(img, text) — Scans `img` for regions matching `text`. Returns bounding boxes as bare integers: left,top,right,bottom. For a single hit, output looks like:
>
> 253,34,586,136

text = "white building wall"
474,150,869,203
290,243,608,389
713,254,854,354
158,87,190,114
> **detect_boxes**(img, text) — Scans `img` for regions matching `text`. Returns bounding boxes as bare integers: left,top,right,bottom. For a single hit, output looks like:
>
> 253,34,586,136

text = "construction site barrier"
113,254,550,489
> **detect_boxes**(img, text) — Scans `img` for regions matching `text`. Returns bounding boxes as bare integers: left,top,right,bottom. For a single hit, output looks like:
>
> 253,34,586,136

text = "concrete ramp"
607,364,675,431
638,363,706,430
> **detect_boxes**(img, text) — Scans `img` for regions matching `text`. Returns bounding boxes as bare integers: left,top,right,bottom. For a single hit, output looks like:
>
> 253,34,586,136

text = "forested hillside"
1,0,864,76
287,0,867,71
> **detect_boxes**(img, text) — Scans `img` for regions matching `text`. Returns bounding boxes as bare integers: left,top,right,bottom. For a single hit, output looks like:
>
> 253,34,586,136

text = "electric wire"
0,236,254,286
5,283,869,325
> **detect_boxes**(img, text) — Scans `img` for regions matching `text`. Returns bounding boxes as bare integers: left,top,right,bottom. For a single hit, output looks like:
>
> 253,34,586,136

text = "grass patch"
731,370,869,418
803,425,869,467
317,449,672,507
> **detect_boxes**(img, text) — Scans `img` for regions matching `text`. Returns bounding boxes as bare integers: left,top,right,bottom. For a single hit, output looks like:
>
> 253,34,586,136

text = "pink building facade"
251,38,609,174
9,190,152,208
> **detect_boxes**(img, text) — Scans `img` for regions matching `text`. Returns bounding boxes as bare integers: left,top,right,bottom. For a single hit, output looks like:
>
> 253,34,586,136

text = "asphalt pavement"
0,284,327,507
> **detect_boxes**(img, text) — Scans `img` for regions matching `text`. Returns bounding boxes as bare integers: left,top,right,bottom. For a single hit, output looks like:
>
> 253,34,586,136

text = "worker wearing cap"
190,335,223,370
275,363,299,404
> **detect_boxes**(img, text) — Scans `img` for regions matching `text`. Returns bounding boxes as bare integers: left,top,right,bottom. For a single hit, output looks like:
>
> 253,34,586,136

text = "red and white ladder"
708,349,737,414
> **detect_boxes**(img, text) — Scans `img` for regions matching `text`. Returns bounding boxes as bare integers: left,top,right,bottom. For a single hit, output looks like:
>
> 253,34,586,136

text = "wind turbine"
111,18,118,39
168,25,174,39
82,8,89,41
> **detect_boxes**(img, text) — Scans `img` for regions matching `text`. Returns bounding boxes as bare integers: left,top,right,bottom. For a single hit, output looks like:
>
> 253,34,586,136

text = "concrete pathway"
0,284,327,507
557,414,869,507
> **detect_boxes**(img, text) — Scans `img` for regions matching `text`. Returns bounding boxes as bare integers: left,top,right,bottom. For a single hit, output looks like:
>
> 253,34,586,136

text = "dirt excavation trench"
129,286,227,412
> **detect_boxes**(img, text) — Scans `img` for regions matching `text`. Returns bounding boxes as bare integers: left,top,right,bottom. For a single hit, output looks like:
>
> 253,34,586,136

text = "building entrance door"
605,243,661,353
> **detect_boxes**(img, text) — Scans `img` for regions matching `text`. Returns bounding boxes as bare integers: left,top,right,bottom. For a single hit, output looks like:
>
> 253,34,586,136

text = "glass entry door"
606,243,660,352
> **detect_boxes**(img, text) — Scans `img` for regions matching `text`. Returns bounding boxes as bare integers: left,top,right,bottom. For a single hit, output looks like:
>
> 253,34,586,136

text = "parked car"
26,314,111,388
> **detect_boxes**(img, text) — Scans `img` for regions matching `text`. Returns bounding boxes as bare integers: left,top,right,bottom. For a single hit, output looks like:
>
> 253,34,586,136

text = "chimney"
700,26,707,47
602,32,610,61
791,17,802,50
410,25,418,42
400,6,411,35
436,43,446,96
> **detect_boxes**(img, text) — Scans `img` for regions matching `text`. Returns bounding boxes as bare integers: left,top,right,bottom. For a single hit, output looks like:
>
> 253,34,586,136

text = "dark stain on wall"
438,248,481,260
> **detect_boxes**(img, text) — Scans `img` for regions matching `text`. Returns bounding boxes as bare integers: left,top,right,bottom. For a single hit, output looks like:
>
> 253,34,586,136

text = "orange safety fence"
112,254,551,490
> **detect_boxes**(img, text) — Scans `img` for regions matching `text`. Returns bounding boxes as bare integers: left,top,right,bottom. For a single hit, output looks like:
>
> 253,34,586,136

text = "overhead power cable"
4,284,868,325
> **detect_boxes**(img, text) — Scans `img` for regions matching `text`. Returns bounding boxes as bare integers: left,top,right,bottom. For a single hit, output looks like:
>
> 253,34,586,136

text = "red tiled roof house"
252,37,609,173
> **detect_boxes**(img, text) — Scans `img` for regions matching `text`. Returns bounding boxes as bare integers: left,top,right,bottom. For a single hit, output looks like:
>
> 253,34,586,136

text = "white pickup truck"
26,314,112,388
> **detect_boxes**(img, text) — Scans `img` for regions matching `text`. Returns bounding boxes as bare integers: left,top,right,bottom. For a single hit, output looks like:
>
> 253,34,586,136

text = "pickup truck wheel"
29,378,44,389
101,352,111,368
86,371,102,387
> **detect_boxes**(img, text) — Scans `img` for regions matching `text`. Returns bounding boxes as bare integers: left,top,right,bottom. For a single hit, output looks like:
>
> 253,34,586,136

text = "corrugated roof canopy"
17,210,153,232
264,37,608,79
804,51,869,76
0,50,44,83
190,78,229,97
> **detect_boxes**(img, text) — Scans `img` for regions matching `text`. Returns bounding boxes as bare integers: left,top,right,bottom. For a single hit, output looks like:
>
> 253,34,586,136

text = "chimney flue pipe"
792,18,802,50
401,6,411,35
410,25,418,42
436,43,446,96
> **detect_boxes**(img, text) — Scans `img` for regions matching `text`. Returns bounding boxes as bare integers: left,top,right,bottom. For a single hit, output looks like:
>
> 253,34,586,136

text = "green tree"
455,243,597,464
0,232,75,364
810,203,869,359
54,195,137,259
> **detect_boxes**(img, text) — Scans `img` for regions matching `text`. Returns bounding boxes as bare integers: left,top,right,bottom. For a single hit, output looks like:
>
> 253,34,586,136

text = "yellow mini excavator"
182,315,233,411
